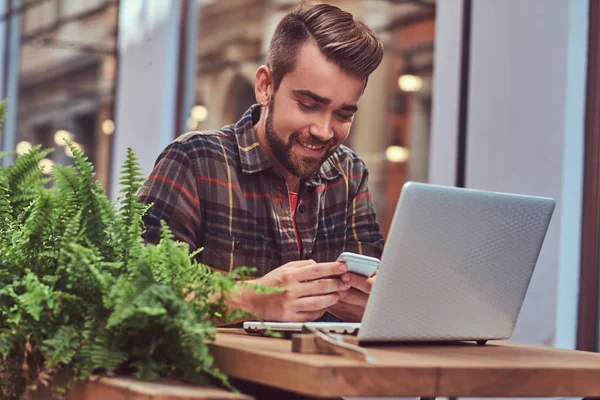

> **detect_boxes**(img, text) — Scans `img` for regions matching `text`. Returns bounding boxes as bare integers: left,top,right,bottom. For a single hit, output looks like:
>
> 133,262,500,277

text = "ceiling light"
54,130,73,146
102,119,115,135
16,141,32,155
191,105,208,122
398,74,423,92
38,158,55,173
385,145,410,163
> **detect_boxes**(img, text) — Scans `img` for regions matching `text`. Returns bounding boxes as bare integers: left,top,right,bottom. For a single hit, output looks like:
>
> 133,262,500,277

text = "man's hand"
234,259,350,322
326,272,376,322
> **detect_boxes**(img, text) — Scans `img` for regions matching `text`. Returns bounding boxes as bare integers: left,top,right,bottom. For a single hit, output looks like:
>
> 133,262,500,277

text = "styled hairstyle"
266,3,384,91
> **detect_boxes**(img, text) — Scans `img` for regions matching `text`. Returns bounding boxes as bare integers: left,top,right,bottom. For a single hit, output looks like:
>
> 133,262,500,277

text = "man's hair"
266,3,384,92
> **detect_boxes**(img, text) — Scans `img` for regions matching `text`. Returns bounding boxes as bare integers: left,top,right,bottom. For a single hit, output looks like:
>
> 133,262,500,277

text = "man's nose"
309,115,334,142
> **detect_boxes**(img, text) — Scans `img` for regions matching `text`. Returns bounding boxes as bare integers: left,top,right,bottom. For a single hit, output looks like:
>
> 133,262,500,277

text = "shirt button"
234,240,243,252
298,205,306,213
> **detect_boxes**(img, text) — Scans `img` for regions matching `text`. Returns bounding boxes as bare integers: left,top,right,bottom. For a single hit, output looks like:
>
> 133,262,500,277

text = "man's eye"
336,113,353,122
298,102,318,111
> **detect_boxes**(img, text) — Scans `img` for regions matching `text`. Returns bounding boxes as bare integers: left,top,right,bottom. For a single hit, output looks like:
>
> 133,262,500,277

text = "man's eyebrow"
293,89,358,112
293,89,331,105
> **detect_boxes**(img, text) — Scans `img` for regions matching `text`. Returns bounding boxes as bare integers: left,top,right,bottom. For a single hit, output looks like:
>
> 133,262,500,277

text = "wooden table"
210,329,600,399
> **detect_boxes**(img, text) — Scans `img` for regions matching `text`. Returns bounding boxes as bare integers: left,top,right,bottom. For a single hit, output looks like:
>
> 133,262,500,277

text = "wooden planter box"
32,376,252,400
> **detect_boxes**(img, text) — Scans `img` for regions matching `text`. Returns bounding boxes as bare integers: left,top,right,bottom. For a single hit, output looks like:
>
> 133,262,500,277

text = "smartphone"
336,252,380,277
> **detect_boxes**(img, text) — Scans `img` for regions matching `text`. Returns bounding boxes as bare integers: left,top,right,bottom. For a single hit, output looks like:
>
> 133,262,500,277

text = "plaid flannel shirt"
139,104,384,276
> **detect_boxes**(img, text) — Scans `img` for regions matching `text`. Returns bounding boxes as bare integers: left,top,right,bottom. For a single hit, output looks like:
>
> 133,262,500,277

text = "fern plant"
0,102,266,399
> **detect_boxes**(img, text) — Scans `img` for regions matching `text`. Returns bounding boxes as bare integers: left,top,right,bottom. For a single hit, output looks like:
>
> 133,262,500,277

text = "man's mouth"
297,140,326,151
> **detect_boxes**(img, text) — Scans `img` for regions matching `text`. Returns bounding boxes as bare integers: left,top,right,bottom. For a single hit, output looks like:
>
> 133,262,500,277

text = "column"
110,0,182,197
0,0,22,164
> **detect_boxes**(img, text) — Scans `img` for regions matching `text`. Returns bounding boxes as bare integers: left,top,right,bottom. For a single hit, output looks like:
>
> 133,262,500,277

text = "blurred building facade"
4,0,435,232
1,0,599,360
10,0,118,191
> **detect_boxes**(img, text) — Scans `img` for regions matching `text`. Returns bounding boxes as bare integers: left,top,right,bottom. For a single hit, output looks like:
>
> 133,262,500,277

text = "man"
140,3,385,323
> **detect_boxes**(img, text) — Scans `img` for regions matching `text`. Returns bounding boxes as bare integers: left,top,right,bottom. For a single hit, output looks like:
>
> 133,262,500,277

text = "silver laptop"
245,182,555,344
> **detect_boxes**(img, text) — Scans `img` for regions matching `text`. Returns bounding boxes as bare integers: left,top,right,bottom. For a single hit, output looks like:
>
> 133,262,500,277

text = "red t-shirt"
289,191,303,254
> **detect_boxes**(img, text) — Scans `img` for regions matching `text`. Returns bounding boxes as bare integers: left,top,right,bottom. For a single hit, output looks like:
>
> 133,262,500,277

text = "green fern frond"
59,210,82,252
17,272,56,322
5,145,54,216
75,327,127,380
0,177,12,232
51,165,80,235
40,325,81,369
51,164,78,196
55,241,108,304
116,148,148,262
118,148,146,227
74,242,114,294
106,283,170,329
5,145,53,187
65,140,110,256
23,190,54,243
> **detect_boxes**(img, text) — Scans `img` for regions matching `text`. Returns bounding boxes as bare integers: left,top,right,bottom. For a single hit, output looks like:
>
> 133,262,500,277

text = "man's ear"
255,65,272,106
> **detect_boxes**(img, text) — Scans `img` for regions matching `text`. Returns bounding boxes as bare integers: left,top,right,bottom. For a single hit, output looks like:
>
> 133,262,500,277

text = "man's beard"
264,102,334,179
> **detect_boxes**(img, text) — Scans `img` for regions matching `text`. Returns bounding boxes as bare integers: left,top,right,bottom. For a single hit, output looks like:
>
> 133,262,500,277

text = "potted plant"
0,102,264,399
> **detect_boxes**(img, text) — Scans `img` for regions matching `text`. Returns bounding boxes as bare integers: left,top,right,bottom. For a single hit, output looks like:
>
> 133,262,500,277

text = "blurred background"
1,0,436,237
1,0,599,362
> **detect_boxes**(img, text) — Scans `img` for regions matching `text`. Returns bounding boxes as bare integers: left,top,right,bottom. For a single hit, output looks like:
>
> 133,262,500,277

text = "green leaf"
41,325,82,368
0,176,12,233
18,272,55,321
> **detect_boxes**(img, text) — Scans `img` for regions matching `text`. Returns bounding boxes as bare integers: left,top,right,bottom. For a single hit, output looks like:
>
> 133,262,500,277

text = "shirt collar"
235,104,343,184
235,104,272,174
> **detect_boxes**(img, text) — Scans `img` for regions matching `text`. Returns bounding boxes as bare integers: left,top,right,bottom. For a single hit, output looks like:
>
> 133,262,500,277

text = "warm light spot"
191,105,208,122
38,158,55,173
16,141,32,155
102,119,115,135
398,74,423,92
385,145,410,163
54,130,73,146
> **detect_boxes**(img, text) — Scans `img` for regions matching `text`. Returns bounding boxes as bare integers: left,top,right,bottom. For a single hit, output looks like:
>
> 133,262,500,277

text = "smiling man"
140,3,385,323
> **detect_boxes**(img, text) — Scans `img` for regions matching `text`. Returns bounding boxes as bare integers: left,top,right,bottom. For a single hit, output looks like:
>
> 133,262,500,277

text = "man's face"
263,41,365,179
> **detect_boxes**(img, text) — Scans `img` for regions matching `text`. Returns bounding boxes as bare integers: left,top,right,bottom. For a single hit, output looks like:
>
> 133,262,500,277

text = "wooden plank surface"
211,329,600,398
62,376,252,400
291,333,345,355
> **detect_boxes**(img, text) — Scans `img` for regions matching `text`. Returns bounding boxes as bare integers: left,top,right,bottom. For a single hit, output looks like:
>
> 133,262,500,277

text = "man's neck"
254,109,301,193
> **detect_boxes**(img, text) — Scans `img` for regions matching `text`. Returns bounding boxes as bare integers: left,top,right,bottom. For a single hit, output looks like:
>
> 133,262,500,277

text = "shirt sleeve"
138,141,201,252
344,160,385,259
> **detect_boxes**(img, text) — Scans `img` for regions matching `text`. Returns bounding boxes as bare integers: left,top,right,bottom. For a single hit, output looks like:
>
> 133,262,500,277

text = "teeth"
298,141,324,150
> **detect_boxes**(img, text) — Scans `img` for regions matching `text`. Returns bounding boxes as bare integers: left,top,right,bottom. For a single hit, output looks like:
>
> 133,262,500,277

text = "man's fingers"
283,259,318,268
295,261,348,281
338,288,369,307
297,278,349,297
341,273,375,294
294,293,340,312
